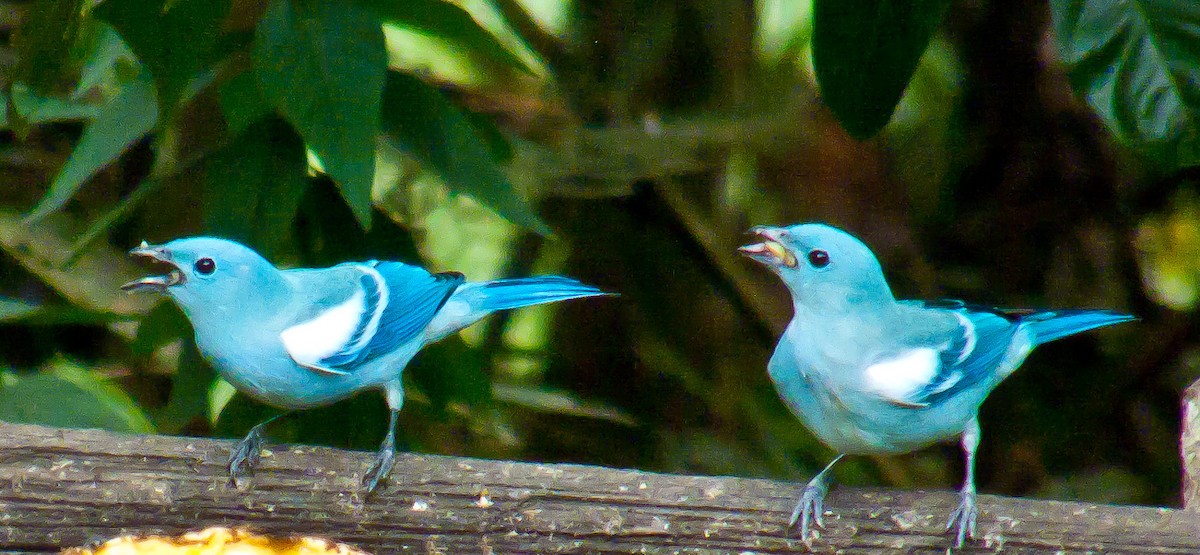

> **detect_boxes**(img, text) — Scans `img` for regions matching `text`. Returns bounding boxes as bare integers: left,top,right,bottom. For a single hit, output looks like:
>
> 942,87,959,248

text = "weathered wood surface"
0,422,1197,554
1184,378,1200,512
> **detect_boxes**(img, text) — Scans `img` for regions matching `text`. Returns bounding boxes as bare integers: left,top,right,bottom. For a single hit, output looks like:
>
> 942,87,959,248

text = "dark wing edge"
319,263,465,370
906,305,1022,406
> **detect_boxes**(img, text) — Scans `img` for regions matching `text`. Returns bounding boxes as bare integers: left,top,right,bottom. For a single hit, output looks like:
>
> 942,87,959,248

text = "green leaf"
0,210,159,317
463,109,514,162
1051,0,1200,168
12,0,83,93
0,361,154,433
129,302,190,356
755,0,813,66
382,71,549,234
26,73,158,223
64,176,165,264
883,38,964,222
492,383,637,426
204,117,309,259
355,0,530,74
0,297,127,325
10,82,99,124
155,340,217,434
812,0,952,139
254,0,386,229
94,0,232,114
217,71,273,138
293,178,425,265
72,23,136,99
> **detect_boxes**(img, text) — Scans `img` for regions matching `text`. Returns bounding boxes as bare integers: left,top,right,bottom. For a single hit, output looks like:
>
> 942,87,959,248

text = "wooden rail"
1,422,1197,554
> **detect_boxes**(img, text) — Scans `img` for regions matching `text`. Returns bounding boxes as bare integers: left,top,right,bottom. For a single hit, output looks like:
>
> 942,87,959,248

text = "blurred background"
0,0,1196,509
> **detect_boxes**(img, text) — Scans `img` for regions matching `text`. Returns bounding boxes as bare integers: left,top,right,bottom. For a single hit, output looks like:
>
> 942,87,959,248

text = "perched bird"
122,237,610,492
739,223,1134,547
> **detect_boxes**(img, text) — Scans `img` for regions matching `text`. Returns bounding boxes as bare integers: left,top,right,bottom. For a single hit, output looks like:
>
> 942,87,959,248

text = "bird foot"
946,489,978,548
362,443,396,493
788,481,829,543
227,427,265,489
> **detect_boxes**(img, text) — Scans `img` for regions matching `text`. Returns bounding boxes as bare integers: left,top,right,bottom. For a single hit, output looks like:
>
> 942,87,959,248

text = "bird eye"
807,249,830,268
195,257,216,275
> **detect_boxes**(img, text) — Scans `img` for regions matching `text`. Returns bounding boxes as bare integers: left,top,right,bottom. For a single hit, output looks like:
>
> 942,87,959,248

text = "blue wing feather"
319,262,464,370
911,306,1020,405
358,263,464,360
896,300,1132,406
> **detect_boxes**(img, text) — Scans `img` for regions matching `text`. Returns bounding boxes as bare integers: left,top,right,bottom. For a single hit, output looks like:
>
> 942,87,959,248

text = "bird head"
739,223,894,308
122,237,281,319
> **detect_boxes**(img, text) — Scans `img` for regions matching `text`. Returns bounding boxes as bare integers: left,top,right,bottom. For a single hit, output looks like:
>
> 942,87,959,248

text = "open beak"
738,226,798,268
121,241,185,292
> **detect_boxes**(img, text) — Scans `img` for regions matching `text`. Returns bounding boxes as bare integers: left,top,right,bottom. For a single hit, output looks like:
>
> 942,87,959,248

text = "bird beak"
739,226,798,268
121,241,185,292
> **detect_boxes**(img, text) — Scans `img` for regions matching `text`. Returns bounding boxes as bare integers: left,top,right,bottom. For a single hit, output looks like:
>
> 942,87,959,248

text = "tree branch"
1,422,1196,554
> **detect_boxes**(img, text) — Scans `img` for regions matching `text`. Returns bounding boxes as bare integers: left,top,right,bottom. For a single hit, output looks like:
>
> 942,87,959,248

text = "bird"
738,223,1135,547
122,236,611,493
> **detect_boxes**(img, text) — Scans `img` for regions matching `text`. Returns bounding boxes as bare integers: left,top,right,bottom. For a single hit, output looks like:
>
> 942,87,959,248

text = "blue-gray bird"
739,223,1134,547
123,237,610,492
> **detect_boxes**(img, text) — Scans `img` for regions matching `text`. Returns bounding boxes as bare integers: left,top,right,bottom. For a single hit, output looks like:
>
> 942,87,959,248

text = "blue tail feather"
478,276,611,312
1024,309,1135,345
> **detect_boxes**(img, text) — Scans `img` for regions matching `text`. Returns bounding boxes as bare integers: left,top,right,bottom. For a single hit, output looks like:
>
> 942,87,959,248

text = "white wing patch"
864,348,940,405
347,265,389,354
953,312,977,364
280,288,367,375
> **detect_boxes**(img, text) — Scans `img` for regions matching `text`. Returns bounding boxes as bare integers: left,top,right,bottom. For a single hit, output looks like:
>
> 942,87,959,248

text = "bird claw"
788,482,828,543
227,428,265,488
361,443,396,493
946,489,978,548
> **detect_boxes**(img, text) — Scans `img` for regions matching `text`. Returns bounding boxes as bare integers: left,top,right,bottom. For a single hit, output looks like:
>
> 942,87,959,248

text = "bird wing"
280,262,464,375
863,300,1024,408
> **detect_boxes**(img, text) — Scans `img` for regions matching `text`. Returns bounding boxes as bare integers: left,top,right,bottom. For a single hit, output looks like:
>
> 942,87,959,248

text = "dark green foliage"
26,73,157,222
1051,0,1200,168
155,339,217,434
0,363,152,433
23,0,548,235
203,117,310,259
382,72,550,234
354,0,531,73
253,0,386,229
11,0,85,94
95,0,233,114
812,0,952,139
218,72,273,139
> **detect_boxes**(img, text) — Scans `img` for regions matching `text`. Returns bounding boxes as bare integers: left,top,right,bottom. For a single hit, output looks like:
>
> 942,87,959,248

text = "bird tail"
422,276,611,344
477,276,612,311
1024,309,1135,345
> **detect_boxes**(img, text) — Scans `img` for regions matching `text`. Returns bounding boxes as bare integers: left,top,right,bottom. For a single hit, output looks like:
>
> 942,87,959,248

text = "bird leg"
946,418,980,547
789,454,844,542
363,381,404,493
362,408,398,493
227,413,287,488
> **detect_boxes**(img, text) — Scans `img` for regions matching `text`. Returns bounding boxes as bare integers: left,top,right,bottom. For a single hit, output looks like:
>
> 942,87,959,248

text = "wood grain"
1,422,1196,554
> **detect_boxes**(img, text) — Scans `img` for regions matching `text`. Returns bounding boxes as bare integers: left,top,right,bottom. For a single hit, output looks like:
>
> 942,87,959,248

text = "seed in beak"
763,241,797,267
738,238,798,268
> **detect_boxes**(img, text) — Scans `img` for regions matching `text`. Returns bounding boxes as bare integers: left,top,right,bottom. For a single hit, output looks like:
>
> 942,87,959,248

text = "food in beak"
121,241,185,292
738,231,798,268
